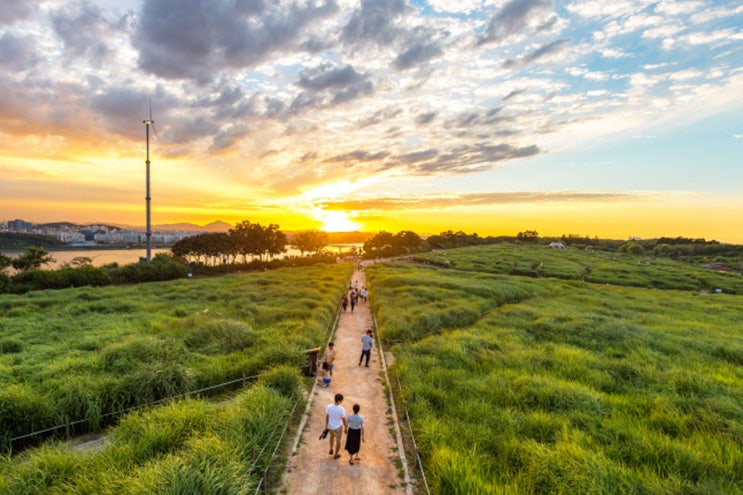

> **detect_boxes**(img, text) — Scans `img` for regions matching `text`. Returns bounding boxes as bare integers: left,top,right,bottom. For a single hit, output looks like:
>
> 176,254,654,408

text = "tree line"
170,221,331,265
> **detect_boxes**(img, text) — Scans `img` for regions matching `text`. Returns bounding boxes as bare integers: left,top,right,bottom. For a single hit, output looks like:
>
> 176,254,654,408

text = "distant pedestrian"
325,394,346,459
359,329,373,367
345,403,365,465
323,342,336,376
350,295,356,313
341,295,348,312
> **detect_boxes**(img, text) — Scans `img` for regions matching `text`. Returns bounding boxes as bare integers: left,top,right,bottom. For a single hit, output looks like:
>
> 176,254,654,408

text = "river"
2,245,362,269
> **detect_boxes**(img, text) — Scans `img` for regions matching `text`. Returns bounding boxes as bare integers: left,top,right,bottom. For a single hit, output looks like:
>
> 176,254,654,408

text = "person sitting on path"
316,368,332,387
325,393,346,459
345,403,365,465
359,329,373,367
322,342,336,376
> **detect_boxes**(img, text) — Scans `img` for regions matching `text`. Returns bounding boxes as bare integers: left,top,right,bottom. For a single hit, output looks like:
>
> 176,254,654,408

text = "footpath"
277,268,412,495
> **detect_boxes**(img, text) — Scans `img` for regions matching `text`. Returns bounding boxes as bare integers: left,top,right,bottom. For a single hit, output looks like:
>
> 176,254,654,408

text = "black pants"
359,349,370,366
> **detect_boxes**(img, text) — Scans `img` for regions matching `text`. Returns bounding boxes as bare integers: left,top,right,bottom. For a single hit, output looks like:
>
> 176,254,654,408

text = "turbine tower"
143,102,156,262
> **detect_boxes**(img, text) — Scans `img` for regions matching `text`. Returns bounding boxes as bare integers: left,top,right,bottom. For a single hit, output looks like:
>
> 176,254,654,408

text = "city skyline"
1,1,742,242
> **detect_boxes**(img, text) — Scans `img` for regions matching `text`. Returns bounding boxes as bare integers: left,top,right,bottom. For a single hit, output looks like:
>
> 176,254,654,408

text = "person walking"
359,329,373,367
325,393,346,459
341,295,348,312
322,342,336,376
344,403,365,465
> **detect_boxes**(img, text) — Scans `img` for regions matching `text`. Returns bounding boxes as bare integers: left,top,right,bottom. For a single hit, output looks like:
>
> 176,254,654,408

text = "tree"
363,231,395,258
291,230,329,257
0,253,11,272
517,230,539,242
620,241,646,256
393,230,424,254
229,221,287,262
11,247,55,272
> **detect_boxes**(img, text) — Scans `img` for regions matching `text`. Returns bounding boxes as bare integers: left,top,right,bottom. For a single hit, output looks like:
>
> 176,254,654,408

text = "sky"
0,0,741,242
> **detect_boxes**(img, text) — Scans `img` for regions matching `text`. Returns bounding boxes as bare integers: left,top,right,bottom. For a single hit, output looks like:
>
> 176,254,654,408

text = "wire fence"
8,294,341,449
396,375,432,495
370,306,430,495
10,372,267,445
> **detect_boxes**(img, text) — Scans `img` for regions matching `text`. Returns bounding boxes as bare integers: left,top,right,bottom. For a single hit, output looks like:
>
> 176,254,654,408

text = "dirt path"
277,268,412,495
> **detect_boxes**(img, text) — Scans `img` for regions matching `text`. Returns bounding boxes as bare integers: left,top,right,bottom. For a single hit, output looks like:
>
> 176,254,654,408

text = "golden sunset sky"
1,0,742,241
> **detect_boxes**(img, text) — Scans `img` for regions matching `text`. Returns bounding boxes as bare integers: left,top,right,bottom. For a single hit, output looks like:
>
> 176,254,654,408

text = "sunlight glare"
318,210,359,232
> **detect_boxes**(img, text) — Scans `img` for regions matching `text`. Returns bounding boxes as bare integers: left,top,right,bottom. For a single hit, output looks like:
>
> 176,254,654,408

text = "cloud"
134,0,339,82
0,32,40,71
477,0,554,46
291,62,374,110
393,39,443,70
415,111,437,125
51,3,118,67
318,190,642,210
0,0,33,26
502,38,572,69
324,150,390,164
380,142,540,175
342,0,407,46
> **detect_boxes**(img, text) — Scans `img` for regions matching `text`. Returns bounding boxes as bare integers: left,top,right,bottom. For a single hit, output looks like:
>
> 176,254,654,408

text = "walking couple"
325,393,365,465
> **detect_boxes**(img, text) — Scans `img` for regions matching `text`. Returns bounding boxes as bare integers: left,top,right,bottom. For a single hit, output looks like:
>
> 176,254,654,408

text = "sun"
318,210,360,232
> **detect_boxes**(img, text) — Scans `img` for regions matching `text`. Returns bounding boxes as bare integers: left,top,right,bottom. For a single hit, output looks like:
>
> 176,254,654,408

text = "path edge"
373,312,415,495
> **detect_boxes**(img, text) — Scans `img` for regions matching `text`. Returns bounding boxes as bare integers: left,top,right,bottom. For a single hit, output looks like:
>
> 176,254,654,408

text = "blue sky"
0,0,741,240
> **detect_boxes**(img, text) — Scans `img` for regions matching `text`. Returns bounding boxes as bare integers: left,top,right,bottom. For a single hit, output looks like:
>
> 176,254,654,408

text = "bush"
257,366,302,400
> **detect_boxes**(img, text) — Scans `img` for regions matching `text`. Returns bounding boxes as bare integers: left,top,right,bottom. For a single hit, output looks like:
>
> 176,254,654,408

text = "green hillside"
371,244,742,494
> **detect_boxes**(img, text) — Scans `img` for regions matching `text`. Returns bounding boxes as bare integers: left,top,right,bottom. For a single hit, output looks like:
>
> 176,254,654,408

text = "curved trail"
278,268,412,494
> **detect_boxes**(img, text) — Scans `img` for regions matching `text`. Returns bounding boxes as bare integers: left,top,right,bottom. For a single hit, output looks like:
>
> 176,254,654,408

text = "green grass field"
370,245,743,494
0,367,300,494
0,264,352,449
413,243,743,294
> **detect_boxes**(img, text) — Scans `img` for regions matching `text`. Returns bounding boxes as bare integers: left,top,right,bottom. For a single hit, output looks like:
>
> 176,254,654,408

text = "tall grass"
413,243,743,294
0,264,351,448
369,251,743,494
0,370,300,495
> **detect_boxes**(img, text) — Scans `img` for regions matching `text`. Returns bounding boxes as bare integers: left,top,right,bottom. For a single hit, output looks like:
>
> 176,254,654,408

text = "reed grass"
0,373,299,495
369,249,742,494
0,264,351,447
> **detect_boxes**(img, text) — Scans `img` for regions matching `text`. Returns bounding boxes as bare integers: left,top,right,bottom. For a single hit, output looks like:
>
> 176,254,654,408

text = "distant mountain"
153,221,232,232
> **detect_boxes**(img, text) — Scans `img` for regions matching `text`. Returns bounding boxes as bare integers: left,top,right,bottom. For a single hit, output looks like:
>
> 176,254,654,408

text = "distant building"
8,219,34,233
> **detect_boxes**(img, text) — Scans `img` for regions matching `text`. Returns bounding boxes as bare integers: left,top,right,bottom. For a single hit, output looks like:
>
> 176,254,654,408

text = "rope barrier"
397,376,432,495
10,373,266,444
254,399,300,494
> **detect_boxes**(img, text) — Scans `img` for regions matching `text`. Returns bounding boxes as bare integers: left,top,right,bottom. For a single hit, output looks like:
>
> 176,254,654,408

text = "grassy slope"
0,368,300,495
370,246,742,494
0,264,352,444
413,243,743,294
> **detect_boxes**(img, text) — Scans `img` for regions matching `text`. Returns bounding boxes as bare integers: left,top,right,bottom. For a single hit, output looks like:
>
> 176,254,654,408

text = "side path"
277,268,413,495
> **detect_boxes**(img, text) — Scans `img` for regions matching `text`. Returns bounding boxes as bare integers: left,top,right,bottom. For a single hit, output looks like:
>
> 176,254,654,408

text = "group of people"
315,328,375,385
341,280,369,313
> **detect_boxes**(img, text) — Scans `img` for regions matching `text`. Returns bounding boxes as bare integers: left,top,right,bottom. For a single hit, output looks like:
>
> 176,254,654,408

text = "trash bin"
304,347,321,376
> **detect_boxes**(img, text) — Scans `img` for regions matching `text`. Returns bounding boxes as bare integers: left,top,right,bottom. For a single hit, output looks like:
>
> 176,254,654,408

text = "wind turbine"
143,101,157,262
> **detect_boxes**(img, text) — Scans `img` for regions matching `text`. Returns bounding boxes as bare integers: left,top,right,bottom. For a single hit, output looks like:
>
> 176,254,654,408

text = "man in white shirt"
325,393,347,459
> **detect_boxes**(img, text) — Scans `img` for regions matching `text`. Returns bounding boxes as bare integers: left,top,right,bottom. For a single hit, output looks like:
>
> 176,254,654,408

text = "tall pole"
143,116,153,262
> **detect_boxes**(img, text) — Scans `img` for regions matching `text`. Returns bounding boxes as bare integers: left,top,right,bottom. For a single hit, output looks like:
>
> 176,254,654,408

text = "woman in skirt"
344,403,365,465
